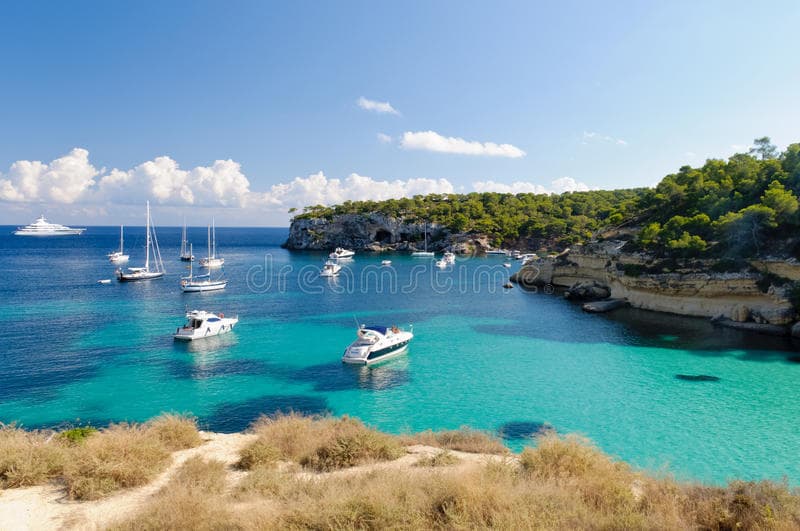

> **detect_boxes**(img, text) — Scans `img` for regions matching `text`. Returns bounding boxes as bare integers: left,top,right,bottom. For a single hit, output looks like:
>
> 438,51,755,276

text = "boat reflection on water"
346,356,410,391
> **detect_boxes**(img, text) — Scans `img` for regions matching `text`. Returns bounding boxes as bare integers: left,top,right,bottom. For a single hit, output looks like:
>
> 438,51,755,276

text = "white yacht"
434,258,448,269
320,260,342,277
179,218,194,261
15,216,85,236
486,249,509,256
181,244,227,292
108,225,129,264
116,201,165,282
516,253,538,262
329,247,355,260
342,324,413,365
503,262,512,268
443,251,456,264
199,219,224,268
381,259,392,266
173,310,238,341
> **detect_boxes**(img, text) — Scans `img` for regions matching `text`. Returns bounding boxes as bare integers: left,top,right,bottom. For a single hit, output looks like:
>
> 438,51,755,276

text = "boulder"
731,304,751,323
582,299,627,313
564,280,610,301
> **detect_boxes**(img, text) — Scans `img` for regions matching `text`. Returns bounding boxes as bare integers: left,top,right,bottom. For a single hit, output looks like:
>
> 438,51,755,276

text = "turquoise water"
2,226,799,485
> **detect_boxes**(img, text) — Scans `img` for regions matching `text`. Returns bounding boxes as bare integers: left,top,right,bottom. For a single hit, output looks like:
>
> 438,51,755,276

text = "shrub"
300,418,404,472
0,425,66,488
59,426,98,445
145,414,202,451
62,423,171,500
399,427,508,455
415,451,460,467
237,439,280,470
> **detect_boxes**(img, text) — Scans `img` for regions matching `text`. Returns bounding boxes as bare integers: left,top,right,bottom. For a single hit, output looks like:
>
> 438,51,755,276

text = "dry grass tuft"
62,423,172,500
399,427,509,455
0,425,66,488
414,450,461,467
109,457,233,531
243,413,405,472
145,414,202,451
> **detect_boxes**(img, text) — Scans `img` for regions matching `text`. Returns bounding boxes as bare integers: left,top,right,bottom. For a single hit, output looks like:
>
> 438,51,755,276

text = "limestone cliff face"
286,214,493,254
514,241,796,326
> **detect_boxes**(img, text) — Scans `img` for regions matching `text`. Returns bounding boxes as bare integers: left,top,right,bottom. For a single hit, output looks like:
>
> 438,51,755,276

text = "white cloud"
254,172,454,209
400,130,526,158
472,177,592,195
376,132,393,144
357,97,400,115
582,131,628,147
0,148,99,203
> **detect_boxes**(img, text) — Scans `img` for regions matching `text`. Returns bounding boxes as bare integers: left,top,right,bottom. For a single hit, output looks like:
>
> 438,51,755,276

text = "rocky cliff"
512,240,798,329
286,214,494,254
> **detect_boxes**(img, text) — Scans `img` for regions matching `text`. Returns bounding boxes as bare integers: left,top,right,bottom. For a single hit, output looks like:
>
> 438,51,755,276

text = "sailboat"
107,225,129,263
411,221,434,257
181,244,227,292
179,218,194,261
199,219,224,268
116,201,166,282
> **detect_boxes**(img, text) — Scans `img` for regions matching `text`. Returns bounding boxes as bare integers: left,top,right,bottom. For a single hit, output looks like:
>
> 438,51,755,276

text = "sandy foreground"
0,432,503,530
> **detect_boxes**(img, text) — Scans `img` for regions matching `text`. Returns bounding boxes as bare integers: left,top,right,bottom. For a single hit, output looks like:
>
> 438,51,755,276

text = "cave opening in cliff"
375,229,392,244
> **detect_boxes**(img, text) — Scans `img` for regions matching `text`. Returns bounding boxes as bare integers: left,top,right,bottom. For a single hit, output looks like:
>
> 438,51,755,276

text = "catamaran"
411,222,434,257
179,218,194,261
199,219,224,268
107,225,129,264
116,201,165,282
181,244,227,292
15,215,85,236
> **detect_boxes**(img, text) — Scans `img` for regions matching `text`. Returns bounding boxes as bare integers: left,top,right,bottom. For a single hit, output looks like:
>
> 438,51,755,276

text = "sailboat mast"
188,243,193,280
119,225,124,253
145,201,151,271
207,225,211,260
212,218,216,258
181,218,186,255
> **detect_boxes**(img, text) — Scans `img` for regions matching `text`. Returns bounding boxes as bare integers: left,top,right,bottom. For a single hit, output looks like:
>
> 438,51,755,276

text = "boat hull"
117,271,165,282
343,341,410,365
14,229,85,236
181,280,227,292
174,318,238,340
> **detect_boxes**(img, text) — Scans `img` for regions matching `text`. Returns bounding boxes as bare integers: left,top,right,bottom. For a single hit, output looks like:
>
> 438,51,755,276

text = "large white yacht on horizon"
14,216,86,236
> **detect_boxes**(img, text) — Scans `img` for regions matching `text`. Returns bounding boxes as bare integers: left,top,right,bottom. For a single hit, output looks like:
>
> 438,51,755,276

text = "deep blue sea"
1,225,799,485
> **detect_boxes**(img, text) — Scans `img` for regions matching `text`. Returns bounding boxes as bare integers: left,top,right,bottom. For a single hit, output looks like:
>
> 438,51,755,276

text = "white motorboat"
179,218,194,261
181,244,227,292
97,279,112,285
486,249,509,256
443,252,456,264
108,225,129,263
411,221,434,256
381,260,392,266
173,310,238,341
329,247,355,260
116,202,165,282
503,262,512,268
342,324,413,365
516,253,538,262
15,215,85,236
435,258,448,269
199,219,224,268
320,260,342,277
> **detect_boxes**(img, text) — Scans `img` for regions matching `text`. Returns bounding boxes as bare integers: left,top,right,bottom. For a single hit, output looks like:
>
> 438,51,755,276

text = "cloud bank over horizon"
0,148,590,222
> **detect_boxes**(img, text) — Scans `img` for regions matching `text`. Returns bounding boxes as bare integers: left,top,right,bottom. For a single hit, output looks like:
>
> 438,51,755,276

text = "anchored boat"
199,219,224,268
181,244,227,292
107,225,129,264
173,310,238,340
116,202,165,282
342,324,413,365
329,247,355,260
15,215,85,236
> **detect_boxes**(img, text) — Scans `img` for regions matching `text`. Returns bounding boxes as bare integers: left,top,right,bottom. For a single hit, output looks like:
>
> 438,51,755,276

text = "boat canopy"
364,326,388,335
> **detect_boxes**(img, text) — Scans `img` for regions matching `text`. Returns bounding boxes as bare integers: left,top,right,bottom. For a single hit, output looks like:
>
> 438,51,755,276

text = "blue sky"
1,0,798,226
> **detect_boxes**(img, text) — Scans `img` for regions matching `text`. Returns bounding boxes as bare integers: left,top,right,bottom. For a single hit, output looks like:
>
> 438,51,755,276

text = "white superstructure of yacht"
14,216,85,236
329,247,355,259
443,251,456,264
173,310,238,340
342,324,413,365
320,260,342,277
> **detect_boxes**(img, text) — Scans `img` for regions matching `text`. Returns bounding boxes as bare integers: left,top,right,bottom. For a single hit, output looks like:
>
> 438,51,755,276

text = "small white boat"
435,259,448,269
320,260,342,277
329,247,355,260
342,324,413,365
179,218,194,261
108,225,129,264
181,244,227,292
117,202,165,282
199,219,224,268
97,279,112,284
381,260,392,266
486,249,509,256
15,215,85,236
174,310,238,341
443,252,456,264
516,253,538,262
411,221,434,256
503,262,512,268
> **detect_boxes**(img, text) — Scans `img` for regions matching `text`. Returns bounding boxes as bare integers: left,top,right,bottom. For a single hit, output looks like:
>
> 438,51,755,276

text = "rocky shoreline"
510,240,800,338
